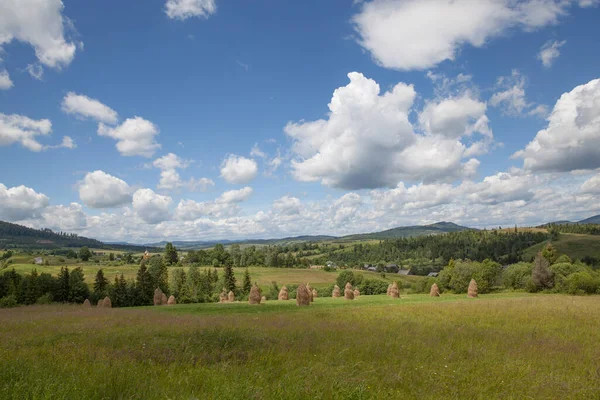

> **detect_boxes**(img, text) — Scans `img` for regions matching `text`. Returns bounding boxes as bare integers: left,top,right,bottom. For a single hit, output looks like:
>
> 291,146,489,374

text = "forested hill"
0,221,155,252
340,222,472,241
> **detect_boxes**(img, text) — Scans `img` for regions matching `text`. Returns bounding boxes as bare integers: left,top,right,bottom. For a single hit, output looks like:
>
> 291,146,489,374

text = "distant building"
397,269,412,276
427,272,439,277
34,257,43,265
310,265,325,269
385,264,400,273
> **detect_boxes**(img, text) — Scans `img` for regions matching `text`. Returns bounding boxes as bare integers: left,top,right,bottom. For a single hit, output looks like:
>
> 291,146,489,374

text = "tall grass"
1,294,599,399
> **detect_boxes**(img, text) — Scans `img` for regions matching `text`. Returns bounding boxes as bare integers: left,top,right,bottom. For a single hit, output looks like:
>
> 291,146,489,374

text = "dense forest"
544,223,600,235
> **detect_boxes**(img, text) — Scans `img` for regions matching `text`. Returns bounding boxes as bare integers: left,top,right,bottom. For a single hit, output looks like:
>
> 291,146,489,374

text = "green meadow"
2,293,599,399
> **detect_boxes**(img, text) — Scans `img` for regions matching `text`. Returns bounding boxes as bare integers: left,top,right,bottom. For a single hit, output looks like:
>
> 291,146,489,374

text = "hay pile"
83,299,91,308
249,284,262,304
344,282,354,300
430,283,440,297
261,296,267,302
353,289,360,298
296,283,311,306
278,286,289,300
306,284,314,302
167,295,176,305
97,299,103,307
228,291,235,302
219,290,227,303
332,285,341,298
390,282,400,299
386,283,392,296
312,289,318,298
161,293,168,305
153,288,164,306
102,296,112,308
468,279,478,298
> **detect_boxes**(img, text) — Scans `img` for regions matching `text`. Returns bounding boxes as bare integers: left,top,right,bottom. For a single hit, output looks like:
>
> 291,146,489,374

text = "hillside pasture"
1,293,599,399
523,233,600,261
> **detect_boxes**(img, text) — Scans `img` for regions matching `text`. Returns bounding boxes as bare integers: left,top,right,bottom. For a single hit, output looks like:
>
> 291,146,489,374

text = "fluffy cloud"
98,117,160,157
0,183,49,221
514,78,600,172
152,153,213,191
165,0,216,20
489,70,547,117
78,170,132,208
286,72,482,189
0,0,79,69
61,92,118,124
538,40,566,67
0,70,13,90
581,173,600,194
174,187,252,220
0,113,52,151
352,0,583,70
26,64,44,80
39,203,87,231
220,155,258,184
132,189,172,224
272,196,302,216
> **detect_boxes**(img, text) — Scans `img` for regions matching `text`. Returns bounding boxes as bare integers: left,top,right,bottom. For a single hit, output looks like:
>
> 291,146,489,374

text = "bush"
565,272,600,295
0,295,18,308
551,262,587,292
36,293,53,305
336,270,363,289
503,262,533,290
358,279,389,295
413,277,440,294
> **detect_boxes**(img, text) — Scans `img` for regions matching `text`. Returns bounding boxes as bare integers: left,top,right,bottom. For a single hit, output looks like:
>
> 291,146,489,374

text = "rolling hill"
579,215,600,224
338,222,472,241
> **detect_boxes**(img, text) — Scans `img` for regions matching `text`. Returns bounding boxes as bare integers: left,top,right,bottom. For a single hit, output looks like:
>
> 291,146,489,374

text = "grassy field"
1,293,599,399
523,233,600,261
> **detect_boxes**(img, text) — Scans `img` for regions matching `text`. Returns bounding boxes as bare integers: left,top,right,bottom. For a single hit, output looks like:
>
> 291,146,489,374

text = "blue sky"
0,0,599,243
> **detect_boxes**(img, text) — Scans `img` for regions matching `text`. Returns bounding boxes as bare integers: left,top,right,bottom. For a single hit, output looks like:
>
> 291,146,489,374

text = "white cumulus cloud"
220,155,258,184
61,92,118,124
78,170,133,208
0,113,52,152
0,183,49,221
98,117,160,157
132,188,172,224
0,69,13,90
538,40,566,67
165,0,216,20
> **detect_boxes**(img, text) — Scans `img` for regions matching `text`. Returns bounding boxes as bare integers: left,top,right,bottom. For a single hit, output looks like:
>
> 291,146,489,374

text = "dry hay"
102,296,112,308
332,285,341,298
83,299,91,308
278,286,289,300
468,279,478,298
344,288,354,300
261,296,267,302
344,282,353,291
153,288,164,306
353,289,360,298
386,283,392,296
167,295,176,305
161,293,168,305
312,288,318,298
97,299,103,307
306,283,314,302
249,284,262,304
296,283,311,306
430,283,441,297
228,291,235,302
219,290,228,303
390,282,400,299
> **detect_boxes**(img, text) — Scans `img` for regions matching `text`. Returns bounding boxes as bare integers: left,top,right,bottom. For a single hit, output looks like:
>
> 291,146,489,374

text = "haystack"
83,299,91,308
278,286,289,300
430,283,440,297
161,293,168,305
353,289,360,298
249,284,261,304
219,291,227,303
345,282,353,291
228,291,235,302
386,283,392,296
167,295,176,305
153,288,164,306
312,288,318,298
306,284,314,302
296,283,311,306
261,296,267,302
332,285,341,298
468,279,478,298
390,282,400,299
344,287,354,300
97,299,103,307
102,296,112,308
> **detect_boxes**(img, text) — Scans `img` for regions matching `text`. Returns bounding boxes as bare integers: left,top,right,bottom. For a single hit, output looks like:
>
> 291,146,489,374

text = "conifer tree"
164,242,179,265
93,269,109,298
56,266,70,302
148,256,169,294
68,267,89,303
242,268,252,294
222,261,236,293
135,264,154,305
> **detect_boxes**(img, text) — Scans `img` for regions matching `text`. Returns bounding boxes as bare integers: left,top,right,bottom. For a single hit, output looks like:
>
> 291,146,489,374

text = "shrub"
336,270,363,289
36,293,53,305
0,295,18,308
503,262,533,290
358,279,389,295
565,272,600,295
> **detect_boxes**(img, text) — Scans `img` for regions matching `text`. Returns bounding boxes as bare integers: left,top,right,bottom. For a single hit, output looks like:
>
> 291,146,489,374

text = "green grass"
523,233,600,261
1,293,599,399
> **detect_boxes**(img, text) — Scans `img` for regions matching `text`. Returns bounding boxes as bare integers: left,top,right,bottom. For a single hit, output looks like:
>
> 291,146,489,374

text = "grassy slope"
1,293,599,399
522,233,600,261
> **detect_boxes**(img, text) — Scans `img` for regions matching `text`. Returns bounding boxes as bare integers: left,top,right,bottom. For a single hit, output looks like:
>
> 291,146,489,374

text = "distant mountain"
145,235,338,249
579,215,600,224
0,220,158,252
339,222,472,241
540,220,573,226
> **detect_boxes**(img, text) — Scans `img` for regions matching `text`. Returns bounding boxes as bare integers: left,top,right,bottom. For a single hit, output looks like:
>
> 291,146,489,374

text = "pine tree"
532,252,554,291
222,261,236,293
169,268,187,298
93,269,109,298
164,242,179,265
135,264,154,305
19,269,40,305
148,256,169,294
55,266,70,302
242,268,252,294
185,265,201,302
68,267,89,303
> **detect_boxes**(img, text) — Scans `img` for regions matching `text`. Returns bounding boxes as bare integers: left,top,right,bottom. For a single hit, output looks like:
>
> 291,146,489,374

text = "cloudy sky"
0,0,599,243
